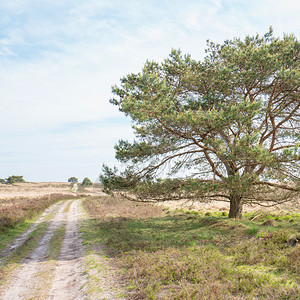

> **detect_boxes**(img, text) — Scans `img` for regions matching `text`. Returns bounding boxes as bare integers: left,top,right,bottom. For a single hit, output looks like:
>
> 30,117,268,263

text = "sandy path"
48,200,85,300
0,199,86,300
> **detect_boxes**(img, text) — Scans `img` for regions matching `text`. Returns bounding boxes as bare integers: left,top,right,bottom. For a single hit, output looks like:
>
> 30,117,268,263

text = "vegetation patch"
30,223,66,299
83,196,300,299
80,199,127,299
0,222,49,291
0,194,77,232
0,221,33,251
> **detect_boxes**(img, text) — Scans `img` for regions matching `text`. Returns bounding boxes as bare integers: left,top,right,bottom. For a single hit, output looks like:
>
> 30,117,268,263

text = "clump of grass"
83,196,300,299
262,219,274,226
247,226,260,236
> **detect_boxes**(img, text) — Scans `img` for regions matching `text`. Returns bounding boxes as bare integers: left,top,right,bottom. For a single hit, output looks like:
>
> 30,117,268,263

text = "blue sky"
0,0,299,182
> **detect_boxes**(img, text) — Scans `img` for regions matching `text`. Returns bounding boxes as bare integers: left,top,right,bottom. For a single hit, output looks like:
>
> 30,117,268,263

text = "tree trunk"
229,193,243,218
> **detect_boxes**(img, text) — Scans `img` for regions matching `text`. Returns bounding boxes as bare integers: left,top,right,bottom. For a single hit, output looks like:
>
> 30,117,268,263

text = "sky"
0,0,299,183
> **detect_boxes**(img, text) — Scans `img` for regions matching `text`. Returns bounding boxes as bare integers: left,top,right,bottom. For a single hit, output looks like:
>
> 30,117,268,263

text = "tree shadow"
81,213,233,257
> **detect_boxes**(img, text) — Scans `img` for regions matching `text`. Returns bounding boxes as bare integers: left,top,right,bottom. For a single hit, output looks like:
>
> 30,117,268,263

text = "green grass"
0,221,50,290
0,221,33,251
82,196,300,299
0,196,79,254
29,222,67,299
79,200,127,299
48,223,66,260
0,198,66,251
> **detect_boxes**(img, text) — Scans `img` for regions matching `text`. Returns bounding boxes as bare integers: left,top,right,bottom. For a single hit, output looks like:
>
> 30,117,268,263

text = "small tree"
100,29,299,218
5,175,25,184
0,179,6,184
82,177,93,187
68,177,78,183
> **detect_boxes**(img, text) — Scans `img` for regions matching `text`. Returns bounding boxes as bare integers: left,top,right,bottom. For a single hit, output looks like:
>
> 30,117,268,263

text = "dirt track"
0,199,86,299
48,200,84,299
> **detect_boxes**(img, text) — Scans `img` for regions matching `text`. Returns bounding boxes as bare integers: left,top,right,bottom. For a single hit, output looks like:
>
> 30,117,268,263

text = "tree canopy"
68,177,78,183
100,29,300,218
82,177,93,187
5,175,25,184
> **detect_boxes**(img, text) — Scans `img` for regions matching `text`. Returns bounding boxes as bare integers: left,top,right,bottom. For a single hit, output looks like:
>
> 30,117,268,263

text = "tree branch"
253,181,298,191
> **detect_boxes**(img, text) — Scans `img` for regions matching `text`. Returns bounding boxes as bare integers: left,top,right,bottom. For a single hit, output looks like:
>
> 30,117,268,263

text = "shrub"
82,177,93,187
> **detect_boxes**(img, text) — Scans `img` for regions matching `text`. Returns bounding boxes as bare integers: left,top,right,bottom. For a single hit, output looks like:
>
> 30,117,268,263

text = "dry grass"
0,182,73,199
0,194,75,231
0,182,79,231
157,197,300,215
84,195,165,220
0,182,104,232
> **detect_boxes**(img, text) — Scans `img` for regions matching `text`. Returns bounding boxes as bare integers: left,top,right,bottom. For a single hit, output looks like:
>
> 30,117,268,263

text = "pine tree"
101,29,300,218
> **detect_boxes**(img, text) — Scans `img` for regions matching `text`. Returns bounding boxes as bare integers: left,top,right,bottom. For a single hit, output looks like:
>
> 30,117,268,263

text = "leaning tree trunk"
229,193,243,218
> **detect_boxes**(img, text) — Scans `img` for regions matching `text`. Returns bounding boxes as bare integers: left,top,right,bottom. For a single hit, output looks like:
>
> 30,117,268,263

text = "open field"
156,194,300,215
0,183,299,299
83,195,300,299
0,181,104,200
0,182,73,199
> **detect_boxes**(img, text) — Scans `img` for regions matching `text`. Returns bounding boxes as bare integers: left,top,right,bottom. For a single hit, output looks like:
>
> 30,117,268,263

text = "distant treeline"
0,175,25,185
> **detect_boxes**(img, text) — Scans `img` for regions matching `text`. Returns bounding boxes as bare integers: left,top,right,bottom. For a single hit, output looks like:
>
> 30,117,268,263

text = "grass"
79,200,127,299
0,221,33,251
0,221,50,291
83,196,300,299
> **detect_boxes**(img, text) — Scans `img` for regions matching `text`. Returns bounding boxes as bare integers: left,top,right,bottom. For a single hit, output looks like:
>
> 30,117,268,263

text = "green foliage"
247,226,260,236
102,28,300,218
82,177,93,187
5,175,25,184
0,179,6,184
68,177,78,183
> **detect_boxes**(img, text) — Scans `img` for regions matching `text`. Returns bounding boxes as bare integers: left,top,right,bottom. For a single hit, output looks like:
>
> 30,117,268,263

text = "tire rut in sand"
0,199,83,300
48,199,85,300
